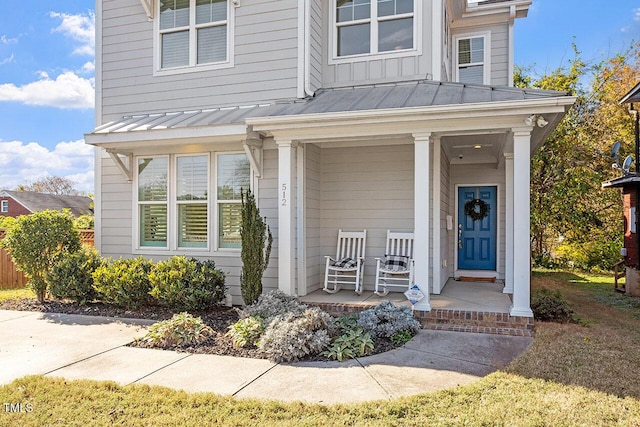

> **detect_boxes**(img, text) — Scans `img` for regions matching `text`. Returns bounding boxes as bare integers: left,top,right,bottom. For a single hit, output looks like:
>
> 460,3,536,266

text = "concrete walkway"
0,309,532,404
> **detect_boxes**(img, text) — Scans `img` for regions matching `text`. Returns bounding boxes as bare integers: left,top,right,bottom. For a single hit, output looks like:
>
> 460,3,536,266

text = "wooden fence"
0,228,94,290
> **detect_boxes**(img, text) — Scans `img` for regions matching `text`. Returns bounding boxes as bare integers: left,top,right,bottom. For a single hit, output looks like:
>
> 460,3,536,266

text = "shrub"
73,214,94,230
149,256,226,311
0,210,81,301
137,312,213,348
357,301,421,340
555,238,622,271
0,216,16,229
48,248,103,304
241,289,306,322
240,188,273,306
531,288,576,323
259,307,332,363
226,316,265,348
92,257,154,308
322,327,374,361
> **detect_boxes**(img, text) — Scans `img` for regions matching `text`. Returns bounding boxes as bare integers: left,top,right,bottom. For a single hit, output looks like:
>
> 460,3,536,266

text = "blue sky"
0,0,638,195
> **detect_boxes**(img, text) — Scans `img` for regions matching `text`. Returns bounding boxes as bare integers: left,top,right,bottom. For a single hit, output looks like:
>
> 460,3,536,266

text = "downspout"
508,5,515,87
297,0,305,98
304,0,314,97
633,103,640,268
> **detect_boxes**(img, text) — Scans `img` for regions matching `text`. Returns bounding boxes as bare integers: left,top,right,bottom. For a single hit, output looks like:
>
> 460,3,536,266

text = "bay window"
335,0,415,58
135,152,250,252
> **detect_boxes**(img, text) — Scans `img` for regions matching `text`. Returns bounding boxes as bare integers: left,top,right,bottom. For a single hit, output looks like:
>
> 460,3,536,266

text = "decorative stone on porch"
299,280,534,337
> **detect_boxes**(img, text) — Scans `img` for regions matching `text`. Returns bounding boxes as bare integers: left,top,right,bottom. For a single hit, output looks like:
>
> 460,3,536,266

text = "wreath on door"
464,198,490,221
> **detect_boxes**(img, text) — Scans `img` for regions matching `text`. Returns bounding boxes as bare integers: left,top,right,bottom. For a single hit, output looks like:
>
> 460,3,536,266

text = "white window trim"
153,0,235,76
329,0,422,65
0,200,7,213
453,31,491,85
132,151,252,256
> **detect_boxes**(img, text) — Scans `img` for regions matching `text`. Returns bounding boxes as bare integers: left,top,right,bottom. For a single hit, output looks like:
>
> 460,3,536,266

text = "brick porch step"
304,302,535,337
415,309,534,337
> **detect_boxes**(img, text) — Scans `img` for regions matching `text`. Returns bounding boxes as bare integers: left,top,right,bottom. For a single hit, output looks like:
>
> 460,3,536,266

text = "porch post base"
413,301,432,312
509,305,533,317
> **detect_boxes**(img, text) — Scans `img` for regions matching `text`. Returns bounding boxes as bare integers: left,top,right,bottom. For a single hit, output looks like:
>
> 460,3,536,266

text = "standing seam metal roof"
90,80,568,135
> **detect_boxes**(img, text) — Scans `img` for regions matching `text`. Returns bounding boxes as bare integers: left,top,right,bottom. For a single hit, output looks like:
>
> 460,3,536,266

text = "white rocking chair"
323,229,367,295
374,231,414,297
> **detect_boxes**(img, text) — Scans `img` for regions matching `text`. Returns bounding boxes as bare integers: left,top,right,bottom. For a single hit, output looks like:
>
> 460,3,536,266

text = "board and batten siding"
449,162,506,279
100,0,300,123
320,1,433,88
315,144,415,292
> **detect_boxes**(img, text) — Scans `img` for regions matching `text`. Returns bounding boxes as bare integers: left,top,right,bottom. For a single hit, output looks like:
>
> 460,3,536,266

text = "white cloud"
635,8,640,22
0,139,94,194
50,11,95,56
0,54,14,65
79,61,95,74
0,35,17,45
0,71,94,109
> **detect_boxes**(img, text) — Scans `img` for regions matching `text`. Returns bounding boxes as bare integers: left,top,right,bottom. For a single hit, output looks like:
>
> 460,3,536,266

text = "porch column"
504,153,514,294
413,133,432,311
432,136,442,294
277,139,297,296
511,129,534,317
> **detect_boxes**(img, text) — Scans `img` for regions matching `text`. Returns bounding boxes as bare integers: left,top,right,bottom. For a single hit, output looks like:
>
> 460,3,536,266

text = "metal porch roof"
88,80,569,137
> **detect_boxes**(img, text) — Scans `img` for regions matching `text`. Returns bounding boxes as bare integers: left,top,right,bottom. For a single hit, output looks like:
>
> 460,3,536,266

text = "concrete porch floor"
299,279,512,313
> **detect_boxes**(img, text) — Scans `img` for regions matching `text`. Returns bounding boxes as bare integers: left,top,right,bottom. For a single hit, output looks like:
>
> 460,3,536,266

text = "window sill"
153,60,234,77
328,48,420,66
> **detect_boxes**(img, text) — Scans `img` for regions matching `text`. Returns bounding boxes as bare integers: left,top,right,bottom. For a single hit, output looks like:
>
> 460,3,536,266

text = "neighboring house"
86,0,575,315
0,190,93,218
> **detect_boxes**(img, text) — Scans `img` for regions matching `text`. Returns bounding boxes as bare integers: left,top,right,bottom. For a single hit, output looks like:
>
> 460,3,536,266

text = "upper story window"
158,0,231,71
455,34,489,85
335,0,415,58
0,200,8,213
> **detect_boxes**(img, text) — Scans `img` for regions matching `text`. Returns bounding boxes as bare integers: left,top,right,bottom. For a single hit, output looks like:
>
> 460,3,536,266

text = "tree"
239,188,273,306
16,175,81,195
518,42,640,269
0,210,81,301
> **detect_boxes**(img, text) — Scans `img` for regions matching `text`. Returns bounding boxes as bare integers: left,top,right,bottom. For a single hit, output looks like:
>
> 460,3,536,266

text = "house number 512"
281,183,287,206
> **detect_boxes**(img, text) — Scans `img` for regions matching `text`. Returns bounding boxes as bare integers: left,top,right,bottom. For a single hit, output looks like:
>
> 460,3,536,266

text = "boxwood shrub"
149,256,226,311
48,248,103,303
92,257,154,308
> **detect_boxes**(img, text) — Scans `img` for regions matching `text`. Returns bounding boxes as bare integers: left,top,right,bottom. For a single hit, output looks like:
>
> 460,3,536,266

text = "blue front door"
457,186,497,271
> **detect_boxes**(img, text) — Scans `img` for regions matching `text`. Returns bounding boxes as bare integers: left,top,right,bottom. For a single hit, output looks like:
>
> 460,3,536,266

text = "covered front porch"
247,81,574,319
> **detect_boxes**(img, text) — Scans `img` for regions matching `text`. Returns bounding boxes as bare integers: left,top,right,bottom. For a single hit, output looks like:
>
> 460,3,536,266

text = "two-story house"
86,0,575,316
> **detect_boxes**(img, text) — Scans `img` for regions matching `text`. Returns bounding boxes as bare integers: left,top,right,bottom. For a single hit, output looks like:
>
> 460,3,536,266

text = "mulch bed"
0,298,397,361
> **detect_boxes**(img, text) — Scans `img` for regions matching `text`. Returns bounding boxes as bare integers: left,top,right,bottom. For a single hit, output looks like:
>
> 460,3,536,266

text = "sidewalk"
0,309,532,404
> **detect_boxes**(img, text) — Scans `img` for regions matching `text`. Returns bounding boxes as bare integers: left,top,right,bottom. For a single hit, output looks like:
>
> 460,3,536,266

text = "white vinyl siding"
158,0,230,71
100,0,298,121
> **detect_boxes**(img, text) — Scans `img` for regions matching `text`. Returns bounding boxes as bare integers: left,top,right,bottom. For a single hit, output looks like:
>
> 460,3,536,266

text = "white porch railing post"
504,152,514,294
277,139,297,296
511,128,534,317
413,133,432,311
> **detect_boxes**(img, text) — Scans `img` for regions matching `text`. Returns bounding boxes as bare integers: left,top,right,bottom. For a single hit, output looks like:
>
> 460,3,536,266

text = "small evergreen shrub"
391,330,414,346
48,248,103,303
241,289,307,322
322,327,374,361
137,312,213,348
92,257,154,308
226,316,265,348
531,288,576,323
357,301,421,340
259,307,332,363
1,210,81,301
149,256,226,311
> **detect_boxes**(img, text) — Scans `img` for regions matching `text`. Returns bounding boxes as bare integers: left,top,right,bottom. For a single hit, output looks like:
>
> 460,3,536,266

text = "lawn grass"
0,287,33,302
1,271,640,426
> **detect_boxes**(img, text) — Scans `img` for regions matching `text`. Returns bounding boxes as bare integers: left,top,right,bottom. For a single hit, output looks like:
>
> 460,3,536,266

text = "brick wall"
623,186,638,267
0,197,30,218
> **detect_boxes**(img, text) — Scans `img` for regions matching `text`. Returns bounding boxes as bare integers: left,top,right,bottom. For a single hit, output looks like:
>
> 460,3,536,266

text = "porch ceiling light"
473,144,482,149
